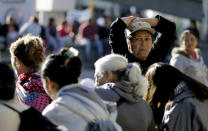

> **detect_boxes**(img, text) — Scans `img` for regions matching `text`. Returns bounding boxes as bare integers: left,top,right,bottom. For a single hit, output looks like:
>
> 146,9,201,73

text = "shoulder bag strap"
57,101,91,122
0,102,20,113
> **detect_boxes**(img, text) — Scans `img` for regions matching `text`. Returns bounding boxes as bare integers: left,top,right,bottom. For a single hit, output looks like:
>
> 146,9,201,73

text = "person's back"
0,95,28,131
94,54,155,131
96,83,155,131
43,84,114,131
19,22,41,36
161,83,208,131
145,63,208,130
0,63,28,131
9,35,51,112
118,98,154,131
41,48,121,131
19,16,41,36
78,20,96,40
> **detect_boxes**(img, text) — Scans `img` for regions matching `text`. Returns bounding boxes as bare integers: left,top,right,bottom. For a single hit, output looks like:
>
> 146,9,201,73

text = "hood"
57,83,107,109
171,47,201,58
107,81,141,104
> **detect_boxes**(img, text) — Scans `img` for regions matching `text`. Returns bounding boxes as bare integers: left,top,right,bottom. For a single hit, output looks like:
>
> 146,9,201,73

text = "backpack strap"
67,93,110,121
0,102,20,113
57,101,91,122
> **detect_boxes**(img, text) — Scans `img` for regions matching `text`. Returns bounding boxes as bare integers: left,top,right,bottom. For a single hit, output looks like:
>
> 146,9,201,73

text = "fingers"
121,16,136,27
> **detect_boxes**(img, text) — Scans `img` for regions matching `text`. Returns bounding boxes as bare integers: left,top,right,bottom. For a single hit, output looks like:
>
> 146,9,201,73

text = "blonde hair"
94,54,149,97
10,34,45,68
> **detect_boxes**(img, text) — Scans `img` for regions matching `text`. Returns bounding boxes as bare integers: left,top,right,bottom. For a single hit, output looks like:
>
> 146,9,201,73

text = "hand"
121,16,136,28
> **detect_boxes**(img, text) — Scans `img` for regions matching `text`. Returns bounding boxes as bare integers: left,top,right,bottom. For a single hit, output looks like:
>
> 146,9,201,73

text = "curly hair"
9,34,45,69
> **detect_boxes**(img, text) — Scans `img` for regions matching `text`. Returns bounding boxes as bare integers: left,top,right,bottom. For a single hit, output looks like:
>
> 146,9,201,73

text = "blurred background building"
0,0,207,77
0,0,207,39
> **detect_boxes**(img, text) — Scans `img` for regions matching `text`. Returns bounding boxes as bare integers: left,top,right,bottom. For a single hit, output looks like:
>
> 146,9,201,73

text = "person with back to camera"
94,54,155,131
0,62,66,131
145,62,208,131
41,47,121,131
0,63,28,131
170,29,208,86
109,15,176,73
9,34,51,112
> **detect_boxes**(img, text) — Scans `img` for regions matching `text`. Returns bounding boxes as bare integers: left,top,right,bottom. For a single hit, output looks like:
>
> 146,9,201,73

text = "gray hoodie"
96,82,155,131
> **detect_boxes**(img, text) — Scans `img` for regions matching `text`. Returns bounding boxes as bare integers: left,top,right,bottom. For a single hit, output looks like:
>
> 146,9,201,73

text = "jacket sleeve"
148,15,176,63
109,18,129,55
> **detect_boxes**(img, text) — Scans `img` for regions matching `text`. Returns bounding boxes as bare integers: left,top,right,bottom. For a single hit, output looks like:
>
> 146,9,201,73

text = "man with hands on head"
109,15,176,73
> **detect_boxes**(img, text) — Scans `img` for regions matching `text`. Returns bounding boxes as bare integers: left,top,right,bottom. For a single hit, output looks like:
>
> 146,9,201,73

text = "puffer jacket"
170,47,208,86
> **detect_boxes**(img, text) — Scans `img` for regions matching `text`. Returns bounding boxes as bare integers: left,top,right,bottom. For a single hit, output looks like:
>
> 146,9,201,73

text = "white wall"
36,0,76,25
36,0,76,12
0,0,36,25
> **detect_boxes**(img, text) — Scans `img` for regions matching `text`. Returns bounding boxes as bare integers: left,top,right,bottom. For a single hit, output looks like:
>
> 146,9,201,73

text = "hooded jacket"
161,82,208,131
43,83,121,131
170,47,208,86
96,81,155,131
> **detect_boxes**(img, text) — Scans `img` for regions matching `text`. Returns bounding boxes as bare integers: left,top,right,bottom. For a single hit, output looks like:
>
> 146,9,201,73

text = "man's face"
129,30,152,60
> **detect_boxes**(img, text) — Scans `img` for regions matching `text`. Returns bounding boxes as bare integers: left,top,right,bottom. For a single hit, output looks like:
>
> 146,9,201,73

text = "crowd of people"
0,13,208,131
0,15,111,58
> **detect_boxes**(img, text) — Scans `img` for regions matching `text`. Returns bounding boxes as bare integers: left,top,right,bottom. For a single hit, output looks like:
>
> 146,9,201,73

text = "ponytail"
125,63,149,97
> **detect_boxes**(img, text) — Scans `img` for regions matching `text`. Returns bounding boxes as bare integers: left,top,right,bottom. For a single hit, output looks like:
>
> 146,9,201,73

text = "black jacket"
109,15,176,73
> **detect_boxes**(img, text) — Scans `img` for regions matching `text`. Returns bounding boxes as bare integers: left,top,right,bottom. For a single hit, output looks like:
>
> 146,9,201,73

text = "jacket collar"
171,47,201,60
18,69,39,82
174,81,195,102
56,83,80,98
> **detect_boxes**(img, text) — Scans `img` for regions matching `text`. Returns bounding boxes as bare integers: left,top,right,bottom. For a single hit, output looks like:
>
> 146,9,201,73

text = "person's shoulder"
194,48,202,56
171,47,190,58
42,99,61,117
95,83,116,94
137,98,152,109
171,47,183,55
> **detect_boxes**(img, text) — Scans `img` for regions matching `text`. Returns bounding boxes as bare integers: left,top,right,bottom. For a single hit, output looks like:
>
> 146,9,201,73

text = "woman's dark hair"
145,62,208,126
0,63,16,100
41,49,82,88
